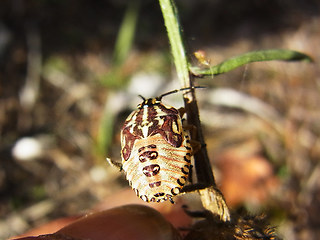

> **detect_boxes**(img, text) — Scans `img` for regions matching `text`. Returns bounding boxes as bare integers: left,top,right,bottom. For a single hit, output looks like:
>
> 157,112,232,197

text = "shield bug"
120,88,197,203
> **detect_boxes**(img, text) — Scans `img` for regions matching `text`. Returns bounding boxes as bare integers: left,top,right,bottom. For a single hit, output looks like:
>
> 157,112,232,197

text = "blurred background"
0,0,319,239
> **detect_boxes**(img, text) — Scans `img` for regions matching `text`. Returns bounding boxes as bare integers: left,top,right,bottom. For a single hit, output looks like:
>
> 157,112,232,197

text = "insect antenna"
158,86,206,100
138,95,146,101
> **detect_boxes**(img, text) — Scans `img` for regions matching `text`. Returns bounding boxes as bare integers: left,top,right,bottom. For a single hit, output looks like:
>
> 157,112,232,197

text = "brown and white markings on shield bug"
120,90,193,203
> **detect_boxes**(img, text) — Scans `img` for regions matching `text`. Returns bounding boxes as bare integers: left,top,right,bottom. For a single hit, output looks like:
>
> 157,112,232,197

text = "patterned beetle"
120,89,193,203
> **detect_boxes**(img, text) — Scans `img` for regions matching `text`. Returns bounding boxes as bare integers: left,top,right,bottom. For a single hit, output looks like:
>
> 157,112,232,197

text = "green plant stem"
159,0,230,221
158,0,189,88
158,0,215,186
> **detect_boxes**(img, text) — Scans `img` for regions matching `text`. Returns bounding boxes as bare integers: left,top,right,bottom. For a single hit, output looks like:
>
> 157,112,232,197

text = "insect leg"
180,182,209,193
106,157,123,171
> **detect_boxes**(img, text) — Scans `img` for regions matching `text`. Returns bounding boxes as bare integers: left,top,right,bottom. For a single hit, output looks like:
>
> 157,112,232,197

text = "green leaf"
190,49,313,77
113,0,140,66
